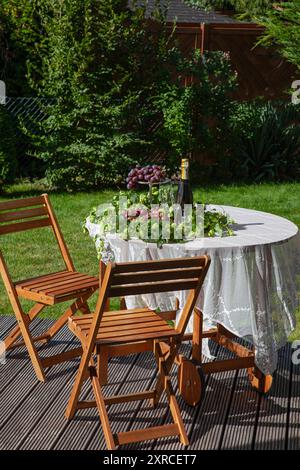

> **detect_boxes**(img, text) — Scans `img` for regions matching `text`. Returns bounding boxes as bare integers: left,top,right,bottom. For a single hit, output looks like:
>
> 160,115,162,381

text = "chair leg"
65,341,94,420
167,385,189,445
152,342,178,407
14,309,46,382
4,296,91,382
97,346,109,386
192,308,203,362
4,303,45,350
155,341,189,445
90,366,116,450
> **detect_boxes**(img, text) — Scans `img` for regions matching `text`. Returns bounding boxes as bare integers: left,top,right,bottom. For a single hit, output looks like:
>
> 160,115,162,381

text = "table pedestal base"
177,309,273,406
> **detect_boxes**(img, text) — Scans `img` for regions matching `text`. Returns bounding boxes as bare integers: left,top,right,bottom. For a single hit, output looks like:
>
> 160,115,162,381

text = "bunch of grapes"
126,165,167,189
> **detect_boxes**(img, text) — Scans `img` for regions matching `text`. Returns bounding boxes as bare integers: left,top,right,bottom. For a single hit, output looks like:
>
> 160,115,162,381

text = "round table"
86,205,300,375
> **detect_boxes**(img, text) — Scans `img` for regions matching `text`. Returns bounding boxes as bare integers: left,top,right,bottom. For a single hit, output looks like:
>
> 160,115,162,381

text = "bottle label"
181,159,189,180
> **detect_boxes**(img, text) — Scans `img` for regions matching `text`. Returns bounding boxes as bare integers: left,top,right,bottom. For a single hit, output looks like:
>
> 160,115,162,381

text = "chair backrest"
90,256,210,346
0,194,74,272
108,257,209,298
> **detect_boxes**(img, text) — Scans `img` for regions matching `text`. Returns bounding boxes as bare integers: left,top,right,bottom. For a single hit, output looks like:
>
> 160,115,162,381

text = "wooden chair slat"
74,308,150,323
16,284,97,306
20,272,74,290
113,257,205,273
74,315,162,329
98,311,156,322
116,423,179,446
15,270,69,288
97,328,177,344
115,259,205,273
74,313,156,327
101,307,150,318
109,279,198,298
0,196,45,211
73,312,154,326
98,322,173,338
31,273,95,293
0,206,48,223
111,267,203,285
0,218,51,235
53,288,97,304
76,319,169,335
46,278,99,296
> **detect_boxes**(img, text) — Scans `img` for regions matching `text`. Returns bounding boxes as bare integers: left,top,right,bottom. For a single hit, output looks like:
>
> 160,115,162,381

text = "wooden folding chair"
65,256,210,449
0,194,99,382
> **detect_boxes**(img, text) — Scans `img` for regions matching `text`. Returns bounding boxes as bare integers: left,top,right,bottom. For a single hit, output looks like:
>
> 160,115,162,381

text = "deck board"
219,369,259,450
254,345,291,450
0,316,299,451
189,347,238,450
287,343,300,450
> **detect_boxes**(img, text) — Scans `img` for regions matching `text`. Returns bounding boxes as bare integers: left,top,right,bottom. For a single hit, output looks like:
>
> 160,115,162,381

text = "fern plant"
227,101,300,181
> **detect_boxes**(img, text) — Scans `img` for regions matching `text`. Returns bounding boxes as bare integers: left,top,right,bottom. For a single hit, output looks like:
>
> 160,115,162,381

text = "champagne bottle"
176,158,193,211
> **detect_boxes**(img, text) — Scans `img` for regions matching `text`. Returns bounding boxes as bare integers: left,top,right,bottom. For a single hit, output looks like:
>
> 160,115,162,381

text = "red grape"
126,165,167,189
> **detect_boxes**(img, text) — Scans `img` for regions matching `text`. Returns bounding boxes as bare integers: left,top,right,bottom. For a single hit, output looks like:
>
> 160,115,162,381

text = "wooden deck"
0,316,299,450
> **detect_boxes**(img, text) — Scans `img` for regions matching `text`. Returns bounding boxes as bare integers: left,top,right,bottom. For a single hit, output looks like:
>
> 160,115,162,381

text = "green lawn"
0,180,299,340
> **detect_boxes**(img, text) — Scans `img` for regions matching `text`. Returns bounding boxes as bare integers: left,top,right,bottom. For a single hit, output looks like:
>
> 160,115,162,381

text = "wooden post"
192,307,203,362
201,23,210,54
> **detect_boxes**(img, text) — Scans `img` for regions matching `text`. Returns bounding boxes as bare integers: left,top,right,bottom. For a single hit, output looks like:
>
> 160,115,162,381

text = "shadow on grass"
0,179,121,199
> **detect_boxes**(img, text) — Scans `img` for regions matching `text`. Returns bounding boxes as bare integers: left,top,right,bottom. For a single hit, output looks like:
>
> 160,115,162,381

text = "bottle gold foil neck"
181,158,189,180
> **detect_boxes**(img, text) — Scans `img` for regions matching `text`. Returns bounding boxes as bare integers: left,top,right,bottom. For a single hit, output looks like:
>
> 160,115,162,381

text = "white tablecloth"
86,205,300,375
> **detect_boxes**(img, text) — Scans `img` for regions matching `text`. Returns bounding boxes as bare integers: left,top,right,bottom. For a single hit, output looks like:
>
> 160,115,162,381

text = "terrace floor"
0,316,299,451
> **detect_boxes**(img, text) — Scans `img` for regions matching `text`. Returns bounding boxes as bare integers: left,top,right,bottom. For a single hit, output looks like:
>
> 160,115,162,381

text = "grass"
0,180,299,340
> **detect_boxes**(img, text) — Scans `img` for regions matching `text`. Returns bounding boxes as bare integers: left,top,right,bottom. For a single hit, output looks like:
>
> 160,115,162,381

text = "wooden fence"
172,22,297,101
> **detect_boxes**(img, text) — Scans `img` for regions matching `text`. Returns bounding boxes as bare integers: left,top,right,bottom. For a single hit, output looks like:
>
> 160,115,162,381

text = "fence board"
171,22,297,101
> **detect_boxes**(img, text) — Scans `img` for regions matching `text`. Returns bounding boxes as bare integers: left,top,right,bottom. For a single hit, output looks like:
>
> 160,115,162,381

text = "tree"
28,0,175,190
155,49,237,164
257,1,300,70
0,0,42,96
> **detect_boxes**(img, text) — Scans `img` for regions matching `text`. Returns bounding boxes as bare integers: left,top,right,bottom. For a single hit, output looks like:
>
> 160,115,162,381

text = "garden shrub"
26,0,176,191
155,49,238,170
0,106,17,189
222,101,300,182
